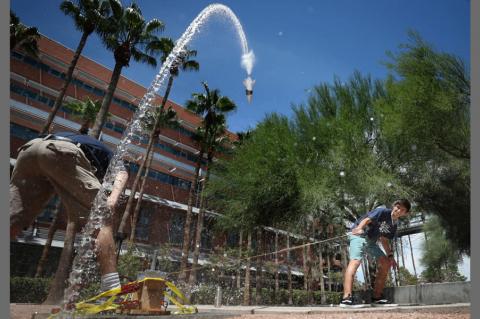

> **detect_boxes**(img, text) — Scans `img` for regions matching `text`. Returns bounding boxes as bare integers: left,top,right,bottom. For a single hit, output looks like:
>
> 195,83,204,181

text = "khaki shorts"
10,138,101,231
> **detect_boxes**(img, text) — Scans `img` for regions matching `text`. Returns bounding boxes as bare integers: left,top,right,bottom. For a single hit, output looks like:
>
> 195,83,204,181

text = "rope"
166,233,349,276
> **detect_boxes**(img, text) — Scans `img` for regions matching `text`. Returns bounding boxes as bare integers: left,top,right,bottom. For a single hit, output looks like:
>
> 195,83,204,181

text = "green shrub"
190,284,216,304
292,289,308,305
10,277,51,303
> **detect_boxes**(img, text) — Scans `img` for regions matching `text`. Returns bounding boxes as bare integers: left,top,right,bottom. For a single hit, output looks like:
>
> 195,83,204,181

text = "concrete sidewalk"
11,303,471,319
194,303,471,314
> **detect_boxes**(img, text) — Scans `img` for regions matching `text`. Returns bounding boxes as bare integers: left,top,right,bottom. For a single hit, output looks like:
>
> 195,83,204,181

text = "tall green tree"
376,31,470,254
177,82,236,282
10,11,40,57
189,119,230,287
41,0,111,135
116,43,199,243
420,215,466,283
89,0,170,138
208,113,303,234
292,72,409,225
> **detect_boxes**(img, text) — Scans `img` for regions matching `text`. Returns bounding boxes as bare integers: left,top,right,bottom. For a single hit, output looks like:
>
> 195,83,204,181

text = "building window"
169,213,185,245
135,207,152,241
10,123,39,141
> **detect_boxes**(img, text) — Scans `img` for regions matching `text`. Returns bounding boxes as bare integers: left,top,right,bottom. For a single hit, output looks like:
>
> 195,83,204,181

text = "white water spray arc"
63,3,255,312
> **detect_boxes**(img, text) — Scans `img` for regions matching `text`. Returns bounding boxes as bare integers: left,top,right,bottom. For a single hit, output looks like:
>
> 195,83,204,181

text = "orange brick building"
10,35,230,261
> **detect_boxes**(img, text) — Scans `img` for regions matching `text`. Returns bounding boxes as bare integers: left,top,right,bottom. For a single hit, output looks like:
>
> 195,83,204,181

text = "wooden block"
139,279,166,312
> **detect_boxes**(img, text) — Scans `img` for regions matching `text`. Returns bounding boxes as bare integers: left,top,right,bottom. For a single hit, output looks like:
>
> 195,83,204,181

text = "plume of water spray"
62,3,255,313
241,50,255,76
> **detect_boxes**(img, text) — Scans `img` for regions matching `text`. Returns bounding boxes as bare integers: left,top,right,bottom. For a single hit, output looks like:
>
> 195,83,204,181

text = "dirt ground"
10,304,471,319
231,313,470,319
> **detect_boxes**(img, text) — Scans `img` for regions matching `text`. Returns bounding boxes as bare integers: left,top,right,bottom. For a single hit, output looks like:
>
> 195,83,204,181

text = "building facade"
10,35,226,257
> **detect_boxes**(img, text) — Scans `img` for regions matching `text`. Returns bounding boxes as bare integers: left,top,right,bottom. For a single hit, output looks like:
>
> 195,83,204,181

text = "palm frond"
130,47,157,67
145,19,165,34
108,0,123,19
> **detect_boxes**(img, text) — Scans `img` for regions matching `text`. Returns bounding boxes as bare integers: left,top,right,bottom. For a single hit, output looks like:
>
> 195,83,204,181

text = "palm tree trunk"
35,199,62,278
286,234,293,305
326,250,332,292
236,230,243,289
128,136,157,243
318,245,326,304
188,162,210,287
43,217,77,304
178,151,203,282
341,242,348,275
302,244,308,291
41,31,91,135
117,125,156,243
255,228,263,305
274,231,279,304
243,231,252,305
307,243,314,304
118,75,173,243
90,61,123,139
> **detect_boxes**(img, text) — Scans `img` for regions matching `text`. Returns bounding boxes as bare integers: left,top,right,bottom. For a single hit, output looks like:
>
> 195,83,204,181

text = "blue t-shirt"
351,207,397,240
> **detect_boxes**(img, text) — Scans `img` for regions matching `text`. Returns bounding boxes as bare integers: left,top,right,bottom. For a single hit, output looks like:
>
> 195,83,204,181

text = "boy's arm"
379,236,393,256
352,218,372,235
380,236,397,268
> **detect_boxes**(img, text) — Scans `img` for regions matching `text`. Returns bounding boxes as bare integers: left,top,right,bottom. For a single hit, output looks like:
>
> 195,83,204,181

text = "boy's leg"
373,256,391,298
342,259,362,298
10,140,55,238
342,234,366,298
365,241,392,300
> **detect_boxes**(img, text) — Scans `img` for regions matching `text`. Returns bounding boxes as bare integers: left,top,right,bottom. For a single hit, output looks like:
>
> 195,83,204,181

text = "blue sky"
11,0,470,134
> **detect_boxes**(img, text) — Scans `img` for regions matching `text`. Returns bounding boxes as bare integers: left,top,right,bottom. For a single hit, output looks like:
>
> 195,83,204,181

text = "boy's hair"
393,199,411,212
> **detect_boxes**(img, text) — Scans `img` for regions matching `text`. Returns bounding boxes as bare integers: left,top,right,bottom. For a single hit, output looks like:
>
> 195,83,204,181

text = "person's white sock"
100,272,120,292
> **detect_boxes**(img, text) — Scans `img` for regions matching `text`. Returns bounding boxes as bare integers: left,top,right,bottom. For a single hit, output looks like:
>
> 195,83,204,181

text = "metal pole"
408,235,418,278
399,237,406,269
394,237,400,286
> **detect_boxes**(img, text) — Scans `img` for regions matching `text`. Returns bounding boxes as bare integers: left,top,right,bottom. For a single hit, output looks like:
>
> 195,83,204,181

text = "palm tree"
178,82,236,282
128,107,178,244
116,43,199,245
41,0,111,135
188,120,230,287
66,96,110,133
10,11,40,57
89,0,170,138
244,231,252,305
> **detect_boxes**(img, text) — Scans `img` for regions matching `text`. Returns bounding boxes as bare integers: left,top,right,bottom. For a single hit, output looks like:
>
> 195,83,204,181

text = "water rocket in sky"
241,50,255,103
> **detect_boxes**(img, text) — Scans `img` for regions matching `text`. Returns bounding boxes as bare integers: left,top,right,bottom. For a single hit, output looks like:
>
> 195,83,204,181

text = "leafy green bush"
117,247,145,280
10,277,51,303
189,284,342,306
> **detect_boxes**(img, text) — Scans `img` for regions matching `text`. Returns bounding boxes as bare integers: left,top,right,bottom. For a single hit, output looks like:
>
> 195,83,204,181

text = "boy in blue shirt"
339,199,411,307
